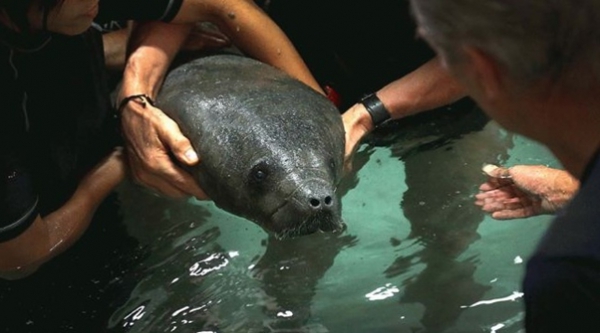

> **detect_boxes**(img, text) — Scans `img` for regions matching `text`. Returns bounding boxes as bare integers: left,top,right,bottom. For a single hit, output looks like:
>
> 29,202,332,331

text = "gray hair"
410,0,600,89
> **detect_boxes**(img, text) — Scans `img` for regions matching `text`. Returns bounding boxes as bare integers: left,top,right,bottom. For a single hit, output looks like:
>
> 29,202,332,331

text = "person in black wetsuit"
0,0,321,279
407,0,600,331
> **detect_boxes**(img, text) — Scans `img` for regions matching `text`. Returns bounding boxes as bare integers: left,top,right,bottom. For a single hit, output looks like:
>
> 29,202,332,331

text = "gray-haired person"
408,0,600,332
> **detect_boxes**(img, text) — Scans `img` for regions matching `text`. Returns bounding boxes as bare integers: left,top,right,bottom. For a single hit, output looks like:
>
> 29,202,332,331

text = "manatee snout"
271,179,345,239
302,179,338,217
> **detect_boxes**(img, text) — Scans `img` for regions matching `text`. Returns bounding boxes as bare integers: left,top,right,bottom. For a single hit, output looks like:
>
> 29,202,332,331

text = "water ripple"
461,291,524,308
365,283,400,301
189,253,231,277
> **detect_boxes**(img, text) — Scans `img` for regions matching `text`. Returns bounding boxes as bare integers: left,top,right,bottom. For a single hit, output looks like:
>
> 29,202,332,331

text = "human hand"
119,99,209,200
475,164,579,220
341,103,374,173
182,23,231,52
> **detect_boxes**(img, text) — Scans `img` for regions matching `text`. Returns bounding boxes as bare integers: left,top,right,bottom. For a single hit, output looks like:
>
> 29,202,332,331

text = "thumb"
482,164,512,179
160,119,200,166
172,137,199,166
482,164,514,187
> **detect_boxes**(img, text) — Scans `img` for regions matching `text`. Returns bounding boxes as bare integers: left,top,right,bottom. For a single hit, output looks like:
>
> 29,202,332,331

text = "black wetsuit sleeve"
96,0,184,23
0,156,39,242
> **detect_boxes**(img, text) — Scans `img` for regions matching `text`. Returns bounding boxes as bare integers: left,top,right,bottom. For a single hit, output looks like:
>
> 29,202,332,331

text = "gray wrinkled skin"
157,54,345,239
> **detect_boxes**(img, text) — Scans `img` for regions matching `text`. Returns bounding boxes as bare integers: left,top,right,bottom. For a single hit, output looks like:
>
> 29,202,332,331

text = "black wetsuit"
0,0,183,241
524,148,600,332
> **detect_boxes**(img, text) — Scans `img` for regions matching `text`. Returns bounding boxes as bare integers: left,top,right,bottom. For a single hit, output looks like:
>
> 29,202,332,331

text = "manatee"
156,54,346,239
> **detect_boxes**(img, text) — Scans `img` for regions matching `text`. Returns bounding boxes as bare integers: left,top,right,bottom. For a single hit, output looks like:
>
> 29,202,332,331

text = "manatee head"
241,144,346,239
158,54,346,239
185,94,347,239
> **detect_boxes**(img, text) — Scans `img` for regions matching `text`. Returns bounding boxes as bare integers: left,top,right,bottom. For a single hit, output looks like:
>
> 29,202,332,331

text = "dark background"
255,0,435,110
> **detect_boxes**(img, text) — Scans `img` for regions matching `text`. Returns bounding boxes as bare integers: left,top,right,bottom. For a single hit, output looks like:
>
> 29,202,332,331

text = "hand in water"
475,164,579,220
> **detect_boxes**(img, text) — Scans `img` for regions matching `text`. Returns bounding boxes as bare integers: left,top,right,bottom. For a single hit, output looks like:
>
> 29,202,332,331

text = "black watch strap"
360,93,391,127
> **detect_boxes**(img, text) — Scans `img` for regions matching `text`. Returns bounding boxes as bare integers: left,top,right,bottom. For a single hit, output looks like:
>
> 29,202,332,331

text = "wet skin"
157,54,346,239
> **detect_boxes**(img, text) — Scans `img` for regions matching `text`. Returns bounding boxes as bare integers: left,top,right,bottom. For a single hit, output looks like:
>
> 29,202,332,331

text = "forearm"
0,151,126,279
341,57,468,162
172,0,323,94
220,4,323,93
378,57,466,118
102,25,131,71
120,21,192,100
350,57,467,131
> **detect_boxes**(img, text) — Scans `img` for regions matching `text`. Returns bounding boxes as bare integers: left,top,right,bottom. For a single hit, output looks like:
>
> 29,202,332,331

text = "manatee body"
156,54,345,239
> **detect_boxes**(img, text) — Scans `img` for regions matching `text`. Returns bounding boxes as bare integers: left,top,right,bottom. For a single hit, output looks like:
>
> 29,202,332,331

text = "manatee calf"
156,54,345,239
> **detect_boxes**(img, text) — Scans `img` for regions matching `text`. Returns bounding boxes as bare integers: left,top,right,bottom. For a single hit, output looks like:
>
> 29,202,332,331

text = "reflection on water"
0,101,558,333
383,101,510,332
251,233,357,332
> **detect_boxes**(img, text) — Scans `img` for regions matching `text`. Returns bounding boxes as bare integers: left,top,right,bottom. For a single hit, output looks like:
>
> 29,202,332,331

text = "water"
0,102,560,333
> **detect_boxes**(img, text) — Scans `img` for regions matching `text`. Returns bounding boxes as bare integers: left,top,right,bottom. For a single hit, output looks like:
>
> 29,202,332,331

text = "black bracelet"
359,93,391,127
116,94,156,114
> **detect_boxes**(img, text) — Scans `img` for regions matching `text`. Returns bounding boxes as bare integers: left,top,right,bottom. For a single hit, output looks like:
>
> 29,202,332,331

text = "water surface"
0,102,559,333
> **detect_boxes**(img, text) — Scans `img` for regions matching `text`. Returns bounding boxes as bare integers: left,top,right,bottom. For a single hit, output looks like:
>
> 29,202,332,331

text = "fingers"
492,210,532,220
488,194,540,219
475,185,542,220
343,133,359,174
342,105,372,175
183,23,231,51
475,188,514,211
343,158,354,176
120,103,209,200
184,31,230,51
479,196,526,212
126,148,209,200
479,181,501,191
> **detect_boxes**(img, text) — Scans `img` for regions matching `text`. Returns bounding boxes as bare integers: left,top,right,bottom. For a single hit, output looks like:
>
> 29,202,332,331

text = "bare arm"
117,21,208,199
102,22,230,72
0,149,126,280
171,0,323,93
342,57,467,168
102,23,132,71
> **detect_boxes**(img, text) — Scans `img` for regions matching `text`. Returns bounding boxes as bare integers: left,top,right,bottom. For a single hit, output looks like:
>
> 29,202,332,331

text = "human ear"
461,46,505,101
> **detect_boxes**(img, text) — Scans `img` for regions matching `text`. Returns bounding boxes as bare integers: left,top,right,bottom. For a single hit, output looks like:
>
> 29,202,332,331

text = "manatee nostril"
310,198,321,208
309,196,334,209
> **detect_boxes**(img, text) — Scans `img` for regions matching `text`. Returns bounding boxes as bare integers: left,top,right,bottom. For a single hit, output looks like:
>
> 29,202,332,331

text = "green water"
0,104,559,333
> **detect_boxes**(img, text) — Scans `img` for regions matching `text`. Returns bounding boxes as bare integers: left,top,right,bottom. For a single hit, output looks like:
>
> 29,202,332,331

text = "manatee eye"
249,161,270,185
253,169,267,181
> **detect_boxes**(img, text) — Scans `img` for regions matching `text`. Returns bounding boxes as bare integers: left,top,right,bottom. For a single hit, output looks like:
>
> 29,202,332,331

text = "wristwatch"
359,93,391,127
